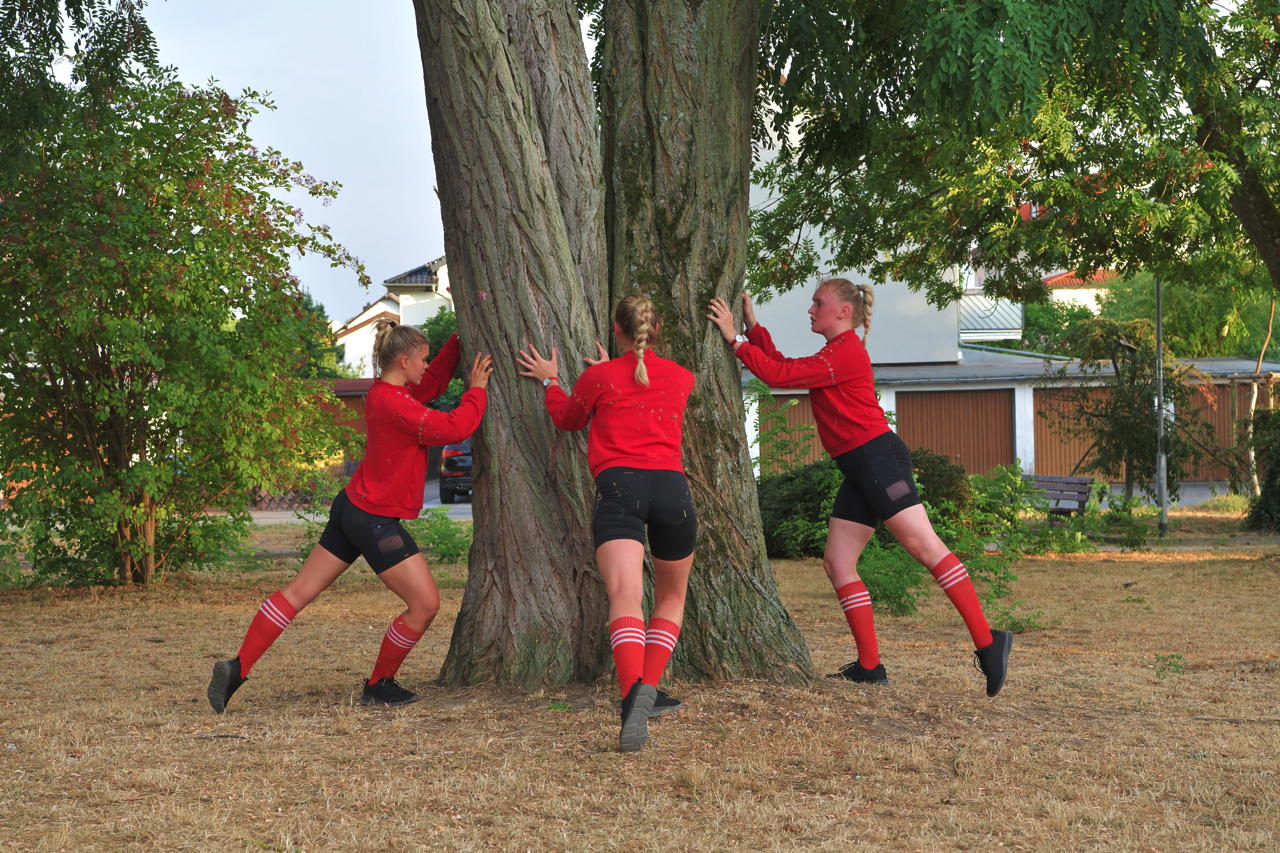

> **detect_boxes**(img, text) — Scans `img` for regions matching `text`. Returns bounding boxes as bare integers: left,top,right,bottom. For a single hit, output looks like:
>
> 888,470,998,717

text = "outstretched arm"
386,353,492,446
516,344,592,431
411,332,461,404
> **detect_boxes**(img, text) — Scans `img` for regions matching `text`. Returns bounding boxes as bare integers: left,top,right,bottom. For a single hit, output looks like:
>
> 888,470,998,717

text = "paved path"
250,478,472,525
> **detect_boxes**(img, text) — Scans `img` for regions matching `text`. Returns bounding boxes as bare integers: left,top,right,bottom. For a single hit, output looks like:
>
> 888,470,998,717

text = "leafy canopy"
752,2,1280,306
0,67,367,584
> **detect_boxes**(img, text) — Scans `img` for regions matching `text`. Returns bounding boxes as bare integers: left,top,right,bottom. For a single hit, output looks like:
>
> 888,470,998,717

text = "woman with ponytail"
709,280,1012,697
208,321,493,712
515,294,697,752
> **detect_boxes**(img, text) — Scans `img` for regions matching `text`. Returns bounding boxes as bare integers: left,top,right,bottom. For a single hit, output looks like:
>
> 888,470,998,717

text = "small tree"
0,69,367,584
1041,318,1211,503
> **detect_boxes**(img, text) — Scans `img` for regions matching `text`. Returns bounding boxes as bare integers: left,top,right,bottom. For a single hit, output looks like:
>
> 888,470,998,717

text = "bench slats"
1023,474,1092,518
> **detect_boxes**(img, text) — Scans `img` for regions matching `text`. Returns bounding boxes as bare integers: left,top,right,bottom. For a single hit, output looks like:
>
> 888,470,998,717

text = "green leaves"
0,68,365,584
753,1,1280,309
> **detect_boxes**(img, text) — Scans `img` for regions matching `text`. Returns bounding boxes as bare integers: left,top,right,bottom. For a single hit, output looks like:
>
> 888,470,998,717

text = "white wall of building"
398,291,453,326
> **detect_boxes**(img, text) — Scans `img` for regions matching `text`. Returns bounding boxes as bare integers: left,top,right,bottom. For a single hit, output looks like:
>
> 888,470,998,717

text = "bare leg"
822,518,876,587
279,544,353,613
596,539,647,622
375,552,441,633
881,504,950,570
649,553,694,627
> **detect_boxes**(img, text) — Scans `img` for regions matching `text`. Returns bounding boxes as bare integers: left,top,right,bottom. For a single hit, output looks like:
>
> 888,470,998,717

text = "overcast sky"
145,0,444,326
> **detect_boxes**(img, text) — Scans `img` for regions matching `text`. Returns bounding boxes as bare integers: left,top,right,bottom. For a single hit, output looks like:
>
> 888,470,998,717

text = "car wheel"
440,483,456,504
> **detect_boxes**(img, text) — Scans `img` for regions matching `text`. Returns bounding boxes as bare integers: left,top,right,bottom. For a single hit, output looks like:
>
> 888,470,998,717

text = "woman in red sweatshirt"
708,279,1012,697
516,294,696,752
208,320,492,712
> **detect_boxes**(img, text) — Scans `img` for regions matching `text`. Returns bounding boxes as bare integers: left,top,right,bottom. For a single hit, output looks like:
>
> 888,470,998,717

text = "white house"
333,257,452,374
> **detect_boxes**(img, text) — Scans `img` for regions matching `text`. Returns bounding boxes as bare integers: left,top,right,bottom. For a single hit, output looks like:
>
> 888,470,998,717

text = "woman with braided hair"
516,294,697,752
708,279,1012,696
208,320,493,712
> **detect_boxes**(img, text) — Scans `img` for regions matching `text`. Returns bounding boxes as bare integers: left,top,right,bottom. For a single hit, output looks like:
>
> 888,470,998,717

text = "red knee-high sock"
236,591,297,676
368,615,424,684
641,618,681,687
835,580,880,668
930,553,994,649
609,616,646,697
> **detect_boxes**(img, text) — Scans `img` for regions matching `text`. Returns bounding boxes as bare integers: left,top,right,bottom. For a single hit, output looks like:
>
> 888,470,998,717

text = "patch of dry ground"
1,524,1278,850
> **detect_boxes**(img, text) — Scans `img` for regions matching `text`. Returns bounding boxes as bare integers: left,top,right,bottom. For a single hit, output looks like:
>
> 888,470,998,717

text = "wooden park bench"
1023,474,1094,521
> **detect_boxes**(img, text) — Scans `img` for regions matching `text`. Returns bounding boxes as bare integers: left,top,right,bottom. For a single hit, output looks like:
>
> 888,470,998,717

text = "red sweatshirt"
735,324,890,457
544,349,694,477
346,334,487,518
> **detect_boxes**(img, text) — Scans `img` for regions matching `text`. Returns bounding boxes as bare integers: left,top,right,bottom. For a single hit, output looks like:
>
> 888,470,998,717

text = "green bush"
757,459,842,558
404,509,473,564
756,452,1116,617
855,536,931,616
910,448,972,520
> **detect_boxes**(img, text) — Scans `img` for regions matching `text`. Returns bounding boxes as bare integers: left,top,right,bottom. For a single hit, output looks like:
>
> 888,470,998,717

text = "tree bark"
413,0,611,685
601,0,812,680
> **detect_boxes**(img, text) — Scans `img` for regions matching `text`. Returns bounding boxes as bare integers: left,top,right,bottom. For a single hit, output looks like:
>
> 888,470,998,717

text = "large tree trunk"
600,0,812,680
413,0,611,685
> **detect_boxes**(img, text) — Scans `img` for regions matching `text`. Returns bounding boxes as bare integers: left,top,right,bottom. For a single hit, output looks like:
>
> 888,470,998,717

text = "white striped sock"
385,622,419,650
259,598,292,631
645,628,679,652
935,564,969,590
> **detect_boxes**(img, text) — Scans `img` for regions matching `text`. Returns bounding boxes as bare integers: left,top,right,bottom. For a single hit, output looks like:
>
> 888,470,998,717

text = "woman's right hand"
741,292,758,330
706,297,738,343
515,345,559,384
467,353,494,389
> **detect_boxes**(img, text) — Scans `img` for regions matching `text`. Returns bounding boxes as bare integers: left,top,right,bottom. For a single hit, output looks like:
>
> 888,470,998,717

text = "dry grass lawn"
2,514,1278,851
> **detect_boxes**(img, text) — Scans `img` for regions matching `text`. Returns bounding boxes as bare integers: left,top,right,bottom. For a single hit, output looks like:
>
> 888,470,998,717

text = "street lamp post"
1155,277,1169,536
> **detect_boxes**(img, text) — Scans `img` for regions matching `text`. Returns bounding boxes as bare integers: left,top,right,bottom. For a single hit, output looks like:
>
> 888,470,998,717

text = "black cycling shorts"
592,467,698,561
318,489,421,574
830,430,922,527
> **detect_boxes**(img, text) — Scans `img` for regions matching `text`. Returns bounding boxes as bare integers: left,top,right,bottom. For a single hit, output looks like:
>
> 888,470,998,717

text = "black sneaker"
649,688,682,718
974,630,1013,697
826,660,889,685
208,657,247,713
359,677,419,707
619,680,657,752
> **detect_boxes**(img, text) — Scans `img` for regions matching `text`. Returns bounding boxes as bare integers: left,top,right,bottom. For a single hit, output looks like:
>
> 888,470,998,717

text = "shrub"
756,459,841,557
910,448,972,520
404,509,473,564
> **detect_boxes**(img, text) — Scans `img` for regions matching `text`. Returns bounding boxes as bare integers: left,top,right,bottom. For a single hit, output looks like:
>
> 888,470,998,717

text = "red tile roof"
1043,270,1118,288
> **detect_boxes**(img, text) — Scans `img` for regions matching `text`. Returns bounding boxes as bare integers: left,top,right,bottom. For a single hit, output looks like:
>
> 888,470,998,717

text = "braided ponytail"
818,277,874,339
371,318,429,378
615,294,660,386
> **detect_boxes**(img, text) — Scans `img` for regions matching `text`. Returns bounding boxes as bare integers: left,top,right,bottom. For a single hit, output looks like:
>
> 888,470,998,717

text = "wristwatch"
542,377,557,388
732,334,747,344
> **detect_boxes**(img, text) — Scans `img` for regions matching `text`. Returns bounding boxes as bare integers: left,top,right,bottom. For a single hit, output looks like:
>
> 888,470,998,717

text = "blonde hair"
615,294,659,386
819,277,873,338
371,319,429,378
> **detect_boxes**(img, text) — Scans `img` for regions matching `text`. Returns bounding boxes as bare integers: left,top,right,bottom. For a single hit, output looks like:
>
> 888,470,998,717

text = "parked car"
439,439,472,504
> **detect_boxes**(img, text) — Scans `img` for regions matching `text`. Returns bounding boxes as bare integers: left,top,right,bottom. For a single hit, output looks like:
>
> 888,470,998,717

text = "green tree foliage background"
0,68,368,584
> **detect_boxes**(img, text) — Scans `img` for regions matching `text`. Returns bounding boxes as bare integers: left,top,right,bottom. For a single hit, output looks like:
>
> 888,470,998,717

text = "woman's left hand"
583,341,610,366
515,345,559,383
707,297,738,343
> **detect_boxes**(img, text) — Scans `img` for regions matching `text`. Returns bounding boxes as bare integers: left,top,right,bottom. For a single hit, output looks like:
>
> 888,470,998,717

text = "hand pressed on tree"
583,341,610,366
706,297,739,344
515,345,559,384
467,353,494,389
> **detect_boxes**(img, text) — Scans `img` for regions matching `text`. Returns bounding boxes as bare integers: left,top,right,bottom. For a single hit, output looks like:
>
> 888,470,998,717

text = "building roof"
959,293,1023,341
763,344,1280,390
333,378,374,398
384,256,447,287
1043,269,1118,288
